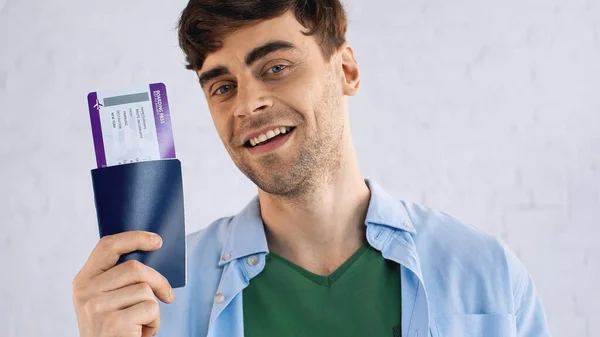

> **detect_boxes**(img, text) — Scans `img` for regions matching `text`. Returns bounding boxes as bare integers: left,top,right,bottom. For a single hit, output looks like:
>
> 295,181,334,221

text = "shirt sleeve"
504,243,552,337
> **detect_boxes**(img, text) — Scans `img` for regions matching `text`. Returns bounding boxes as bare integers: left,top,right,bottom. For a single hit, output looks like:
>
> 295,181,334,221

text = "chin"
249,167,307,197
233,137,316,197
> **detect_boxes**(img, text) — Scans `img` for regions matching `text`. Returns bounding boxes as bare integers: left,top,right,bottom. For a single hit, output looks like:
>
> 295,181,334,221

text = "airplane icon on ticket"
93,98,104,110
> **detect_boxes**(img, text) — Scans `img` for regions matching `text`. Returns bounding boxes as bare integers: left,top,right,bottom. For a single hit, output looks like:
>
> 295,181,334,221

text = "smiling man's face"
198,11,359,196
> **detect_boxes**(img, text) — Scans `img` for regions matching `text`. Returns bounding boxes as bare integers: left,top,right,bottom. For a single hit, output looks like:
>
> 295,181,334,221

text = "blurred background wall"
0,0,598,336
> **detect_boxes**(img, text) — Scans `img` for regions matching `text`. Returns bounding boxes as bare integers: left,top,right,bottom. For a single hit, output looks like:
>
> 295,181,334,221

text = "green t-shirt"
243,244,401,337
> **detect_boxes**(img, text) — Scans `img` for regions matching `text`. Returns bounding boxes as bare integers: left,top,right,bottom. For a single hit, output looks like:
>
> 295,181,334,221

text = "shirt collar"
364,179,416,234
220,179,415,265
219,196,269,266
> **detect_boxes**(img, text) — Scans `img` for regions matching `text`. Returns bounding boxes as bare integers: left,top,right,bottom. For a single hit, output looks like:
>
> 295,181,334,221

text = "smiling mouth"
244,126,295,148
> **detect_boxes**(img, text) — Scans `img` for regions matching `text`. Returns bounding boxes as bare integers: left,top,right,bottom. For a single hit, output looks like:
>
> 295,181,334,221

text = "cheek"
314,80,344,130
210,111,232,143
275,78,321,120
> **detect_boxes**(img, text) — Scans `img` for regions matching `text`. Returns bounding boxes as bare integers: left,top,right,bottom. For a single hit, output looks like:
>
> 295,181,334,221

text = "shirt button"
214,293,225,303
403,222,412,229
247,255,259,266
221,254,231,261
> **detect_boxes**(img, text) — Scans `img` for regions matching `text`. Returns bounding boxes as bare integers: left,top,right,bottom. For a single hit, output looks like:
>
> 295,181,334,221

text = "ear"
338,43,360,96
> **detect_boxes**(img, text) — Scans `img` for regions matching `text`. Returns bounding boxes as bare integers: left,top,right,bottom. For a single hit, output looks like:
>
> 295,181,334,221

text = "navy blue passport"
91,159,186,288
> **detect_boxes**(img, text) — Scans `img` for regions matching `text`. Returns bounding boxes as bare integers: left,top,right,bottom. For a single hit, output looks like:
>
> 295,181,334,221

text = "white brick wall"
0,0,598,336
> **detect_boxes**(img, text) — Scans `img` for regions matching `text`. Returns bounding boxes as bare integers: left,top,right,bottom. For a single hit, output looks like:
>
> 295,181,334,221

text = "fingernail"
151,234,162,245
170,288,176,301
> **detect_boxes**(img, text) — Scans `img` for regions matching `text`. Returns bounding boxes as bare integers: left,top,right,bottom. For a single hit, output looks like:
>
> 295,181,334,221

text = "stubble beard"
237,123,340,198
235,78,344,199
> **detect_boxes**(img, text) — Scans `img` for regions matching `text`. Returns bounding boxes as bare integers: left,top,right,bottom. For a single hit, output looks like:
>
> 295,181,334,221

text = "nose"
233,79,273,117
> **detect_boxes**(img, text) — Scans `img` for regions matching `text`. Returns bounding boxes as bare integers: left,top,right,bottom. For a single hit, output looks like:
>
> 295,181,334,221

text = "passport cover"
91,159,186,288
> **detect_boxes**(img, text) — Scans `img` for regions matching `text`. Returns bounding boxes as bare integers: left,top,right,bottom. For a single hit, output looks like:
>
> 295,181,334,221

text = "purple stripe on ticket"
87,92,108,168
150,83,176,159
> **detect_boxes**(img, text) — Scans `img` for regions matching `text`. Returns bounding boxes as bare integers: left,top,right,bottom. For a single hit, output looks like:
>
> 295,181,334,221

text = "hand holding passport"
72,83,186,336
72,231,175,337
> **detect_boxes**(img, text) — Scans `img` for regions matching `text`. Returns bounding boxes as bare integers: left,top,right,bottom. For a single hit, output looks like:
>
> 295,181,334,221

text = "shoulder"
184,215,238,281
401,201,550,331
186,216,233,258
402,201,521,314
404,201,506,260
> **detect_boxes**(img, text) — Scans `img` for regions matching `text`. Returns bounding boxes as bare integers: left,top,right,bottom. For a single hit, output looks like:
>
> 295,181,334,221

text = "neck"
257,133,370,276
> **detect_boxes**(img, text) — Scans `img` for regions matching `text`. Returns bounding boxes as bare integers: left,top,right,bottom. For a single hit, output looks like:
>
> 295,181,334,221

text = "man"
72,1,551,336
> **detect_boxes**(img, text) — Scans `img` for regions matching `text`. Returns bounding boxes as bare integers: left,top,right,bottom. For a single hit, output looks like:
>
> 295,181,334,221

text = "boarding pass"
87,83,176,168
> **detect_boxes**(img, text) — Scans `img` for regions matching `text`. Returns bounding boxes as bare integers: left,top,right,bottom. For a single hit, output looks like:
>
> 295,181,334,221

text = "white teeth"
249,127,292,147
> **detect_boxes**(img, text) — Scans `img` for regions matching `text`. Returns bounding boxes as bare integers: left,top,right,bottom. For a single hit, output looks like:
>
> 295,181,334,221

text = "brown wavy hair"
177,0,348,71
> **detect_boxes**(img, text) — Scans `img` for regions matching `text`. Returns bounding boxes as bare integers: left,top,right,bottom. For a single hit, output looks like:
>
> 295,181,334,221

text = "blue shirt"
160,180,551,337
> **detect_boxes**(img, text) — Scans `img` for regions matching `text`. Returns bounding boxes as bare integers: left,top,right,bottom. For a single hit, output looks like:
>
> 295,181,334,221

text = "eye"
213,84,235,96
267,64,287,74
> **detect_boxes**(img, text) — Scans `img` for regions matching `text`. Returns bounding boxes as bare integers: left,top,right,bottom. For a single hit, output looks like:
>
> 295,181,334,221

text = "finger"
91,283,157,312
120,300,160,329
92,260,174,304
142,326,157,337
79,231,163,280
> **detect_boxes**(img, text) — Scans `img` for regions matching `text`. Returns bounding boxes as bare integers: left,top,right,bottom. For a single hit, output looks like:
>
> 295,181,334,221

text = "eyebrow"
198,40,297,89
245,40,296,66
198,66,229,89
